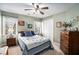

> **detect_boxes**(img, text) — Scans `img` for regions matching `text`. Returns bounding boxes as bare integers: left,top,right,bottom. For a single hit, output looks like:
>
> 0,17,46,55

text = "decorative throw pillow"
31,31,35,35
24,31,33,36
19,32,25,36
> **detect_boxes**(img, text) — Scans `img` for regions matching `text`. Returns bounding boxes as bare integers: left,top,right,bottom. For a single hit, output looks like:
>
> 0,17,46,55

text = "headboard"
18,31,35,36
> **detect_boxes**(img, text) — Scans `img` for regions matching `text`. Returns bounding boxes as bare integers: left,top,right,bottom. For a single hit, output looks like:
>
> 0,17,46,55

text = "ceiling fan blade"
32,3,34,6
36,5,39,8
32,3,37,10
41,7,48,9
24,9,33,11
39,11,44,15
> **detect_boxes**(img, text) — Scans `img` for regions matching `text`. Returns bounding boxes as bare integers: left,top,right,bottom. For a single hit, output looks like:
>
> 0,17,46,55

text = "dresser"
60,31,79,55
7,38,16,47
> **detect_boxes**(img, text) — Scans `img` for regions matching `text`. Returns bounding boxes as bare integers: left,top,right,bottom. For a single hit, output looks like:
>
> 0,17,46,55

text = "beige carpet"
8,46,64,55
38,49,63,55
8,46,22,55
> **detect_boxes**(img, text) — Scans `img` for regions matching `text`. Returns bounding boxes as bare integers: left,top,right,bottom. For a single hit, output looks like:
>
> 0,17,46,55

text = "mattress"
18,35,50,50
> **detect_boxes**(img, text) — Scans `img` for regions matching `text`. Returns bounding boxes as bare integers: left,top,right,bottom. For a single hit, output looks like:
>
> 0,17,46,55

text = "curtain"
2,15,18,45
0,11,2,46
42,19,53,43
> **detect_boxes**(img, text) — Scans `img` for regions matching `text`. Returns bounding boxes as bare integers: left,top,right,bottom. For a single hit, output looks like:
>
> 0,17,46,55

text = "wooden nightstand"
7,38,16,47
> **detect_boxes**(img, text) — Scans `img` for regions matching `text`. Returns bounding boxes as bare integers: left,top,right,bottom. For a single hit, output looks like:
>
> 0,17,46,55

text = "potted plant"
63,21,72,31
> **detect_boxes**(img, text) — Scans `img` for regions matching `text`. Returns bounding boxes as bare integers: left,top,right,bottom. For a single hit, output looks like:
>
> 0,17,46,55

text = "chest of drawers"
7,38,16,47
60,31,79,55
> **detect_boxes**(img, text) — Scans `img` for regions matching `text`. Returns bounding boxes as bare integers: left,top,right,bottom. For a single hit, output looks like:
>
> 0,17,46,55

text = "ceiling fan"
24,3,49,15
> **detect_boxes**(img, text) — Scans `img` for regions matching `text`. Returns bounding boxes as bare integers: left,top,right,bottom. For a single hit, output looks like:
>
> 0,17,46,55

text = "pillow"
24,31,33,36
31,31,35,35
19,32,25,36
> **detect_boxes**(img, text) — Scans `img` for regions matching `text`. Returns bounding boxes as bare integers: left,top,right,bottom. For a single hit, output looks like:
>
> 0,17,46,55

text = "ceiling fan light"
37,10,40,14
33,9,35,12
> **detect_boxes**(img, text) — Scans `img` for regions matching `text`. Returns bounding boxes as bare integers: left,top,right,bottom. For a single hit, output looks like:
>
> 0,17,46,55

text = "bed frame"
18,38,52,55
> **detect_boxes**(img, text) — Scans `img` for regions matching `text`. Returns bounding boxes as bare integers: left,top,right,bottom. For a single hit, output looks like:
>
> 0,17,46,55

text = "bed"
18,31,52,55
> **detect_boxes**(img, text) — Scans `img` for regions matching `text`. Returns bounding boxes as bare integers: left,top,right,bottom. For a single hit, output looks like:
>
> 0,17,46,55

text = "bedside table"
7,38,16,47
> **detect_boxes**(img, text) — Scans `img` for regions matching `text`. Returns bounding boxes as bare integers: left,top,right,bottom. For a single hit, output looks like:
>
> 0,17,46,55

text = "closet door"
42,19,53,44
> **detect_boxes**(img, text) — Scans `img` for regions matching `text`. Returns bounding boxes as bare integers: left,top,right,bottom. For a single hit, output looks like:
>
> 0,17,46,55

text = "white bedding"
18,35,50,50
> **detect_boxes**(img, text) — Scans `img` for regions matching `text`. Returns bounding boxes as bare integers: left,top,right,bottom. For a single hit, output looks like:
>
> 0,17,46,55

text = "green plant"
63,21,72,28
63,22,68,28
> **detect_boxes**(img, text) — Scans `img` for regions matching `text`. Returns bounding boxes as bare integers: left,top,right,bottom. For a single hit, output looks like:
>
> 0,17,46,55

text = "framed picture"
77,16,79,22
56,21,62,28
27,24,32,29
18,20,25,26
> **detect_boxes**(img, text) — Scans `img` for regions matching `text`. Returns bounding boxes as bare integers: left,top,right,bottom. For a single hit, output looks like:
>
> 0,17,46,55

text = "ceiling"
0,3,77,18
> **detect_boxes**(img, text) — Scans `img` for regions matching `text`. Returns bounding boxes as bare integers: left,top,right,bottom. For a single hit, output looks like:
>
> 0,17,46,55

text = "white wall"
42,17,53,45
18,15,41,32
53,12,66,43
53,4,79,43
2,11,42,33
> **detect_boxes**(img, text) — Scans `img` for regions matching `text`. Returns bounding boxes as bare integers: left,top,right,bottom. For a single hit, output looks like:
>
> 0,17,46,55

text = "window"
2,15,18,44
34,21,42,34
